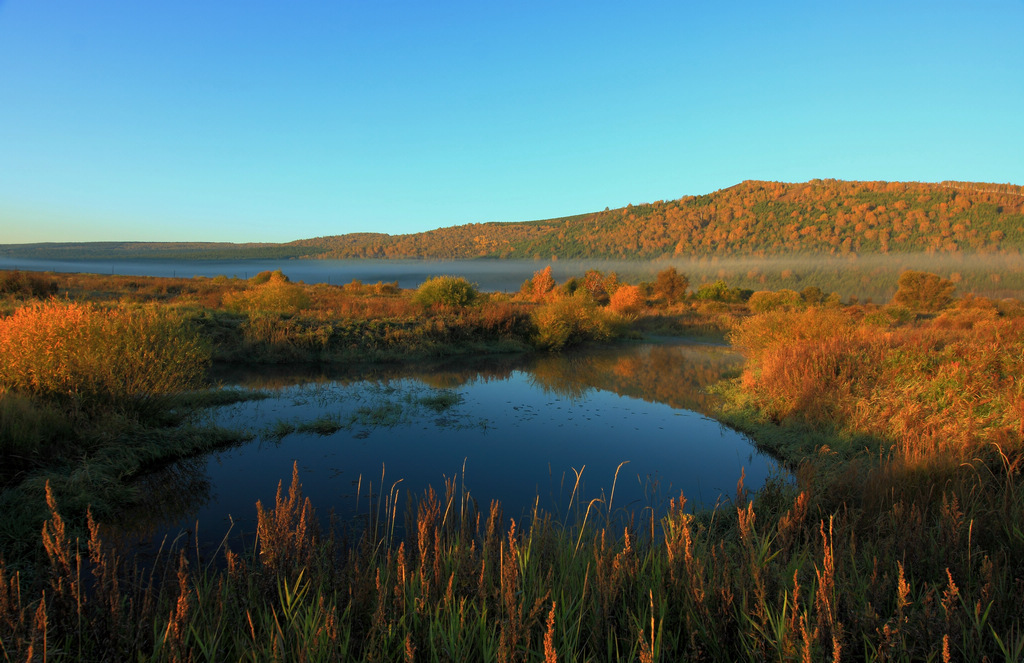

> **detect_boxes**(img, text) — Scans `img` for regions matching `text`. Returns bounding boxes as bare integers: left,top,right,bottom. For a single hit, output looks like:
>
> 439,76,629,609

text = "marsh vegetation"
1,265,1023,660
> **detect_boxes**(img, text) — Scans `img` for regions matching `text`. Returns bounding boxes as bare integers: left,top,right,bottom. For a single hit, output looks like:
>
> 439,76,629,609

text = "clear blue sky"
1,1,1021,244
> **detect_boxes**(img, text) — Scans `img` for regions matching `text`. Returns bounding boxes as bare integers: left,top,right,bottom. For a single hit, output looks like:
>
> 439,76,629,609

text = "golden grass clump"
0,300,209,410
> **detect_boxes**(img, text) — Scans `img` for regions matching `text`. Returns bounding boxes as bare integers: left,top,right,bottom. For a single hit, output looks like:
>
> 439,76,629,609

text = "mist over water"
2,252,1021,299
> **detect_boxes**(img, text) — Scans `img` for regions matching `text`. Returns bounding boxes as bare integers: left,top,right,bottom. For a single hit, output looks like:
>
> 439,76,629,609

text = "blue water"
125,342,779,553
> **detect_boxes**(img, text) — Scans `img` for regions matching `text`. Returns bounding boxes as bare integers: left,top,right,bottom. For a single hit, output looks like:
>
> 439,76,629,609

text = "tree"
653,267,689,303
800,286,824,305
608,285,644,315
891,271,955,311
531,266,557,302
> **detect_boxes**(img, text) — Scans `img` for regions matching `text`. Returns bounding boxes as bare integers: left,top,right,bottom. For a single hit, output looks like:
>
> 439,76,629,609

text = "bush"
249,269,289,285
581,270,619,305
729,307,854,357
891,270,955,311
608,284,644,315
522,266,557,302
695,280,752,303
0,301,209,411
653,267,689,303
800,285,824,304
413,276,479,308
531,295,617,351
225,273,311,314
747,289,802,313
0,271,58,298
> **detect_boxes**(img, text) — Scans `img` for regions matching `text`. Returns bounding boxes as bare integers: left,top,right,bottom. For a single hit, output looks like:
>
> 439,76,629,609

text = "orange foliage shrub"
608,285,644,315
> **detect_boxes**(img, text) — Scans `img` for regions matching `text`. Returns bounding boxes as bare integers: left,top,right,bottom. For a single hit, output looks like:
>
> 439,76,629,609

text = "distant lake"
118,342,781,556
0,257,665,292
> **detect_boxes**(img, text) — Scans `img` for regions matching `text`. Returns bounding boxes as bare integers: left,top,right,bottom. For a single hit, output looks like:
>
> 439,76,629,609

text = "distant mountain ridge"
3,180,1022,261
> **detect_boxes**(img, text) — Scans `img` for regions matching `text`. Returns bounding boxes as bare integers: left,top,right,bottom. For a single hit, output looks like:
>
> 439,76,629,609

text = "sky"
0,1,1022,244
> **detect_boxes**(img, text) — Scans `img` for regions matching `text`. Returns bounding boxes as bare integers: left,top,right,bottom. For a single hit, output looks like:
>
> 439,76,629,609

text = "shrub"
729,307,854,357
249,269,289,285
0,271,58,298
608,284,644,315
800,285,824,304
747,289,802,313
524,266,557,302
891,270,955,311
0,301,209,411
531,295,617,351
371,281,400,296
653,267,689,303
695,280,751,303
413,276,478,308
225,273,311,314
581,270,619,305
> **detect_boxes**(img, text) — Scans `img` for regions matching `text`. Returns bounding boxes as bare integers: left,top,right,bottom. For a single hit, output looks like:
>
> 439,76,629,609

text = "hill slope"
3,180,1022,261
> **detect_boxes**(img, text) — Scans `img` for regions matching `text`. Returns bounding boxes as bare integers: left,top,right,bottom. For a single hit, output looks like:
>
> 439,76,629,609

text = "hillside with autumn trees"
300,180,1024,260
2,180,1022,261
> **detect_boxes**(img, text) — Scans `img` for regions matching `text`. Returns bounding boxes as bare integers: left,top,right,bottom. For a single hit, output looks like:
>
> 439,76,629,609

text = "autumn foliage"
293,180,1024,260
608,284,644,315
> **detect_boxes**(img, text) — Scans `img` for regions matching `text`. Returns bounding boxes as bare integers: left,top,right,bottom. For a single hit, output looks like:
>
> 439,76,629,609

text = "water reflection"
124,341,775,555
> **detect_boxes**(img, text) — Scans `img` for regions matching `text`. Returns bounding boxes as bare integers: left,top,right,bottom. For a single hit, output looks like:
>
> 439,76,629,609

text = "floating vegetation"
254,382,482,441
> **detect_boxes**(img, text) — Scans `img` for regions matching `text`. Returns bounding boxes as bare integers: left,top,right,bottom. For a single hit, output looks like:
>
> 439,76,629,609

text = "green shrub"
413,276,479,308
695,280,752,303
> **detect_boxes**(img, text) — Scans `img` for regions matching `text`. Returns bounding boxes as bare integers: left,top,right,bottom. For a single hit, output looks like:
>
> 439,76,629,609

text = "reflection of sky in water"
133,352,779,554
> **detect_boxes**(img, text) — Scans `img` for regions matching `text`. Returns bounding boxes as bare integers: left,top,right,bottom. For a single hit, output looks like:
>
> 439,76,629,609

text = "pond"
120,341,781,555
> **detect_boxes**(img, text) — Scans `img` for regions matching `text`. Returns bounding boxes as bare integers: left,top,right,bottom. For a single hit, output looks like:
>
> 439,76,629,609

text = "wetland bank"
1,266,1023,661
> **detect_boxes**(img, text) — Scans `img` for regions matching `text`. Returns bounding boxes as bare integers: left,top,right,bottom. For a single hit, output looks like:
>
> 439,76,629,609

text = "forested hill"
303,180,1024,260
3,180,1022,261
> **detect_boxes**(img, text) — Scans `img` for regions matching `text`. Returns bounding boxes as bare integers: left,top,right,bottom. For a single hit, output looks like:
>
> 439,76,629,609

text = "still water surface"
124,342,779,554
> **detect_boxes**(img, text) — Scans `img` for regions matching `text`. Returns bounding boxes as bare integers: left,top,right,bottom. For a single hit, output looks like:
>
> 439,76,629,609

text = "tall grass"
1,462,1021,661
0,301,209,413
728,302,1024,463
